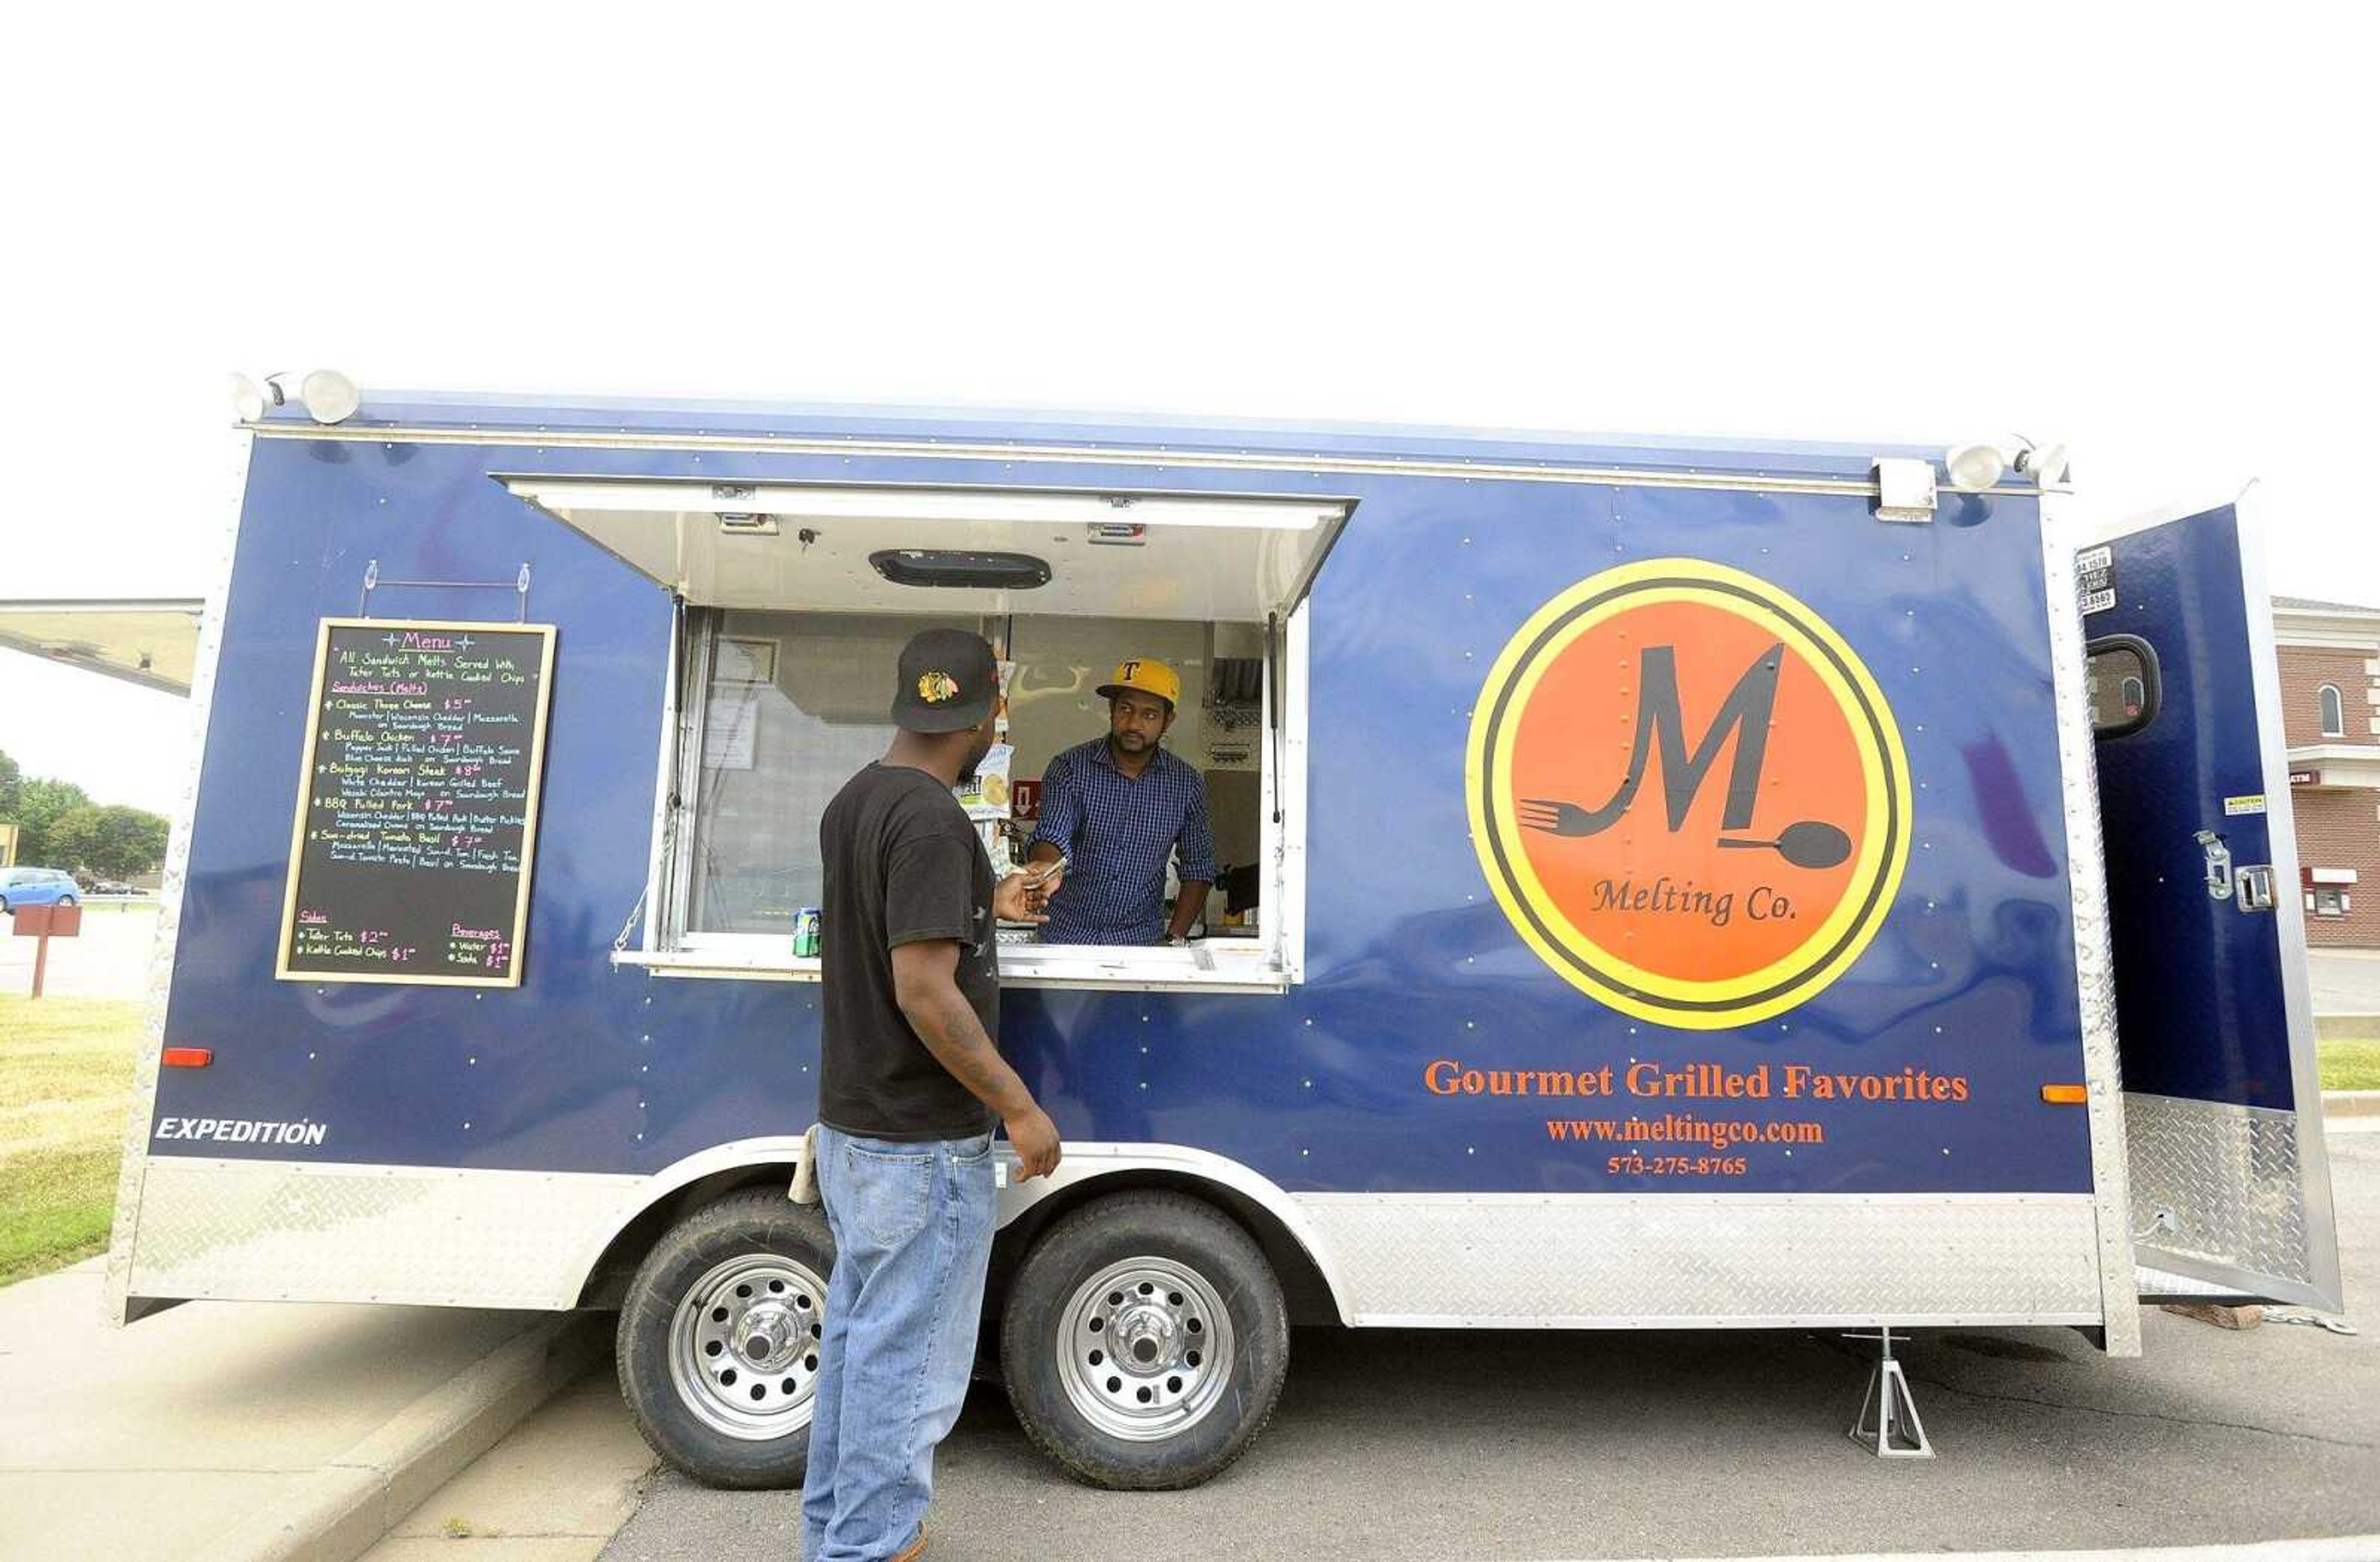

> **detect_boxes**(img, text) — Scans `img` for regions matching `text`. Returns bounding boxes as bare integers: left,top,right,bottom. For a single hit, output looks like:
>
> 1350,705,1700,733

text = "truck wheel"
616,1187,834,1489
1000,1190,1288,1489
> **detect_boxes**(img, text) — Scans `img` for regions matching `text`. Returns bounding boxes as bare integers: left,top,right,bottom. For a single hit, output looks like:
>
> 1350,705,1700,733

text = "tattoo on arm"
892,941,1033,1118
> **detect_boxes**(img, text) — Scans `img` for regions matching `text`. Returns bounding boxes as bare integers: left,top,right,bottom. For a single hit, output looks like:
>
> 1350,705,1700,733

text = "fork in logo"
1517,798,1600,836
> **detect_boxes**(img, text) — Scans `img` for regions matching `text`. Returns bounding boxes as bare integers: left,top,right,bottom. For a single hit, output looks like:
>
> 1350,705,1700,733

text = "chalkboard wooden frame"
274,617,559,987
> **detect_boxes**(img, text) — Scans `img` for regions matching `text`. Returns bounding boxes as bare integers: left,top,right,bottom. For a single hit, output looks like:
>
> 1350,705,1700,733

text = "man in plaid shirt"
1025,658,1216,946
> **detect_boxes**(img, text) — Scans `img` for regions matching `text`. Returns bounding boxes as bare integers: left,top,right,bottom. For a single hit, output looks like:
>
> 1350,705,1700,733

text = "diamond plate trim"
104,436,251,1328
2135,1262,2248,1300
2127,1092,2312,1290
2042,496,2143,1356
1298,1195,2102,1326
127,1157,643,1308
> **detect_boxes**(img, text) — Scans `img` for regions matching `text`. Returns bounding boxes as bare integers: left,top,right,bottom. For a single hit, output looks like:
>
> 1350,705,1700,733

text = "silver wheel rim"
1055,1256,1235,1442
667,1252,828,1441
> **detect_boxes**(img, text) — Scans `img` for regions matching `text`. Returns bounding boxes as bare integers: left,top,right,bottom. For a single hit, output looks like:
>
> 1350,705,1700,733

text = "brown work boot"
889,1521,929,1562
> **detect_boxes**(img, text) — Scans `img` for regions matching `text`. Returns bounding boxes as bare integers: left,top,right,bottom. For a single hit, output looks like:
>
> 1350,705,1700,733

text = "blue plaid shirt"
1028,738,1215,945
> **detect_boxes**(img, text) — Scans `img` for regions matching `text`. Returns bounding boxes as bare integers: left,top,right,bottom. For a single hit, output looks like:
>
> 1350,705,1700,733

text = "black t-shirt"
817,763,1001,1141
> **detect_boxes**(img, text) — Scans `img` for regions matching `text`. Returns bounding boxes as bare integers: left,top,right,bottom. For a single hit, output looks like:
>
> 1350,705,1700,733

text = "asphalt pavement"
592,1123,2379,1561
0,898,157,999
2309,950,2380,1018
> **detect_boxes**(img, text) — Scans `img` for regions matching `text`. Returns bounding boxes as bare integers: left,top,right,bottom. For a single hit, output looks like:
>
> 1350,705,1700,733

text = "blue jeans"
800,1124,997,1562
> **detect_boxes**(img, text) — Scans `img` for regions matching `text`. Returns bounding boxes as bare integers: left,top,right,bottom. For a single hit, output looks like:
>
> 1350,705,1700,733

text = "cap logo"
1465,558,1910,1030
918,671,961,704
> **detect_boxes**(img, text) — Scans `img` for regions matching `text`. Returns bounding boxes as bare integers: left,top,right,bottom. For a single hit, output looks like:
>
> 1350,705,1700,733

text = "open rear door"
2086,498,2343,1310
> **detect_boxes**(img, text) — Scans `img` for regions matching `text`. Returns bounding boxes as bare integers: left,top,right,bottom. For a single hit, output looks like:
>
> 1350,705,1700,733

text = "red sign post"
13,902,82,998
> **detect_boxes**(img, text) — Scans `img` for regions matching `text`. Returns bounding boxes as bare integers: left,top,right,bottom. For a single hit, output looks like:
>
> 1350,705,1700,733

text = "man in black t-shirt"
800,628,1062,1562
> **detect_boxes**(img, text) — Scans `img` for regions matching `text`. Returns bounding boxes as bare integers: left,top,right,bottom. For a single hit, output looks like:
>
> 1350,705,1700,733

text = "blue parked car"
0,867,81,913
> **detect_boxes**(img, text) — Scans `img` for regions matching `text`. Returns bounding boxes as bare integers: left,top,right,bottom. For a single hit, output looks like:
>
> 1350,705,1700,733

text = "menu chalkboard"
275,619,558,986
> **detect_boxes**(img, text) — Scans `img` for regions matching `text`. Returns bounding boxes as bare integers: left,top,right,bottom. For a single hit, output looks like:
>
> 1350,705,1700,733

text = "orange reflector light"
161,1047,213,1069
2040,1083,2087,1105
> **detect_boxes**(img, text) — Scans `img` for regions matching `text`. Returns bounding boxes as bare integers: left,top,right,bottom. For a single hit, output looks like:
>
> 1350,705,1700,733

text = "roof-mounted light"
232,368,361,425
1944,443,2008,493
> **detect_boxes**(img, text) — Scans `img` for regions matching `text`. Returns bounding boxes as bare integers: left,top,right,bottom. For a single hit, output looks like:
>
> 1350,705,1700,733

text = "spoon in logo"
1716,820,1853,869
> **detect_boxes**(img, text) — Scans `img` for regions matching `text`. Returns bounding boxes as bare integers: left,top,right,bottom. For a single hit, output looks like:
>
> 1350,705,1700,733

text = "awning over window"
503,479,1350,622
0,599,203,696
2286,744,2380,791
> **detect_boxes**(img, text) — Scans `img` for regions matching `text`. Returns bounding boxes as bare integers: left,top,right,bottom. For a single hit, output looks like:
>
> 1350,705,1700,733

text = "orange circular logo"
1466,559,1911,1029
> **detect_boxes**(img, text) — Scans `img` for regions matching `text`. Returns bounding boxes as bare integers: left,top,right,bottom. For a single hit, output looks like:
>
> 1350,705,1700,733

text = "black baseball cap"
891,629,998,733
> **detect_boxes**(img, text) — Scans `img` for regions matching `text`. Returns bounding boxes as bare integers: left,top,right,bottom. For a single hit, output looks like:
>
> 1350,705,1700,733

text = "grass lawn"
2319,1038,2380,1092
0,995,144,1286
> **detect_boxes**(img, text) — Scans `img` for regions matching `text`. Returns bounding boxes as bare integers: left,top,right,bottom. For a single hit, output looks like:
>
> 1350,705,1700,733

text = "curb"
203,1309,610,1562
2322,1090,2380,1118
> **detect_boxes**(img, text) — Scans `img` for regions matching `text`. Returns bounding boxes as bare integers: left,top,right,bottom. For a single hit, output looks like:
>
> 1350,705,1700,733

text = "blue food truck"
4,384,2340,1486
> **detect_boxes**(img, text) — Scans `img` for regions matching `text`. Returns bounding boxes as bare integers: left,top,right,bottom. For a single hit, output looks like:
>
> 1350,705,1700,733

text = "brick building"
2273,595,2380,948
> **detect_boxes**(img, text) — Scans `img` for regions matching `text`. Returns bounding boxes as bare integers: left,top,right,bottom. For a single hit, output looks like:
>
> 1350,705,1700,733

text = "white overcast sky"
3,6,2375,817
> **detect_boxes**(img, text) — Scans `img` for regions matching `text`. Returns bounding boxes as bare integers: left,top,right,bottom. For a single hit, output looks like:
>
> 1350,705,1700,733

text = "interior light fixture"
870,549,1052,590
1943,443,2008,493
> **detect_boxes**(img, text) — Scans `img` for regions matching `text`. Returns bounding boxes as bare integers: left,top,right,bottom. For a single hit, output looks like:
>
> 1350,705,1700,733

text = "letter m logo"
1570,643,1783,836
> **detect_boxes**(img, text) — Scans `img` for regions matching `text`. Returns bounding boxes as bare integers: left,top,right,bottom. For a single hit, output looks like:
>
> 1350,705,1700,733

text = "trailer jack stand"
1844,1327,1933,1458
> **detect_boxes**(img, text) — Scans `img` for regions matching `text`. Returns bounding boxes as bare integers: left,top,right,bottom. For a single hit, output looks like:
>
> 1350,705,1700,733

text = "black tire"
616,1187,835,1489
58,895,76,908
1000,1190,1288,1489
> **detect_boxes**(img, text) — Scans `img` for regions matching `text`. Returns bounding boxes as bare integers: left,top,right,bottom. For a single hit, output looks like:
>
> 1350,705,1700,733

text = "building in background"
2274,596,2380,948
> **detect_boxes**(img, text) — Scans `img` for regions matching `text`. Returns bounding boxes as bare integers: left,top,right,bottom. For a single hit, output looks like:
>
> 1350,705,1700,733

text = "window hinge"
1872,457,1937,524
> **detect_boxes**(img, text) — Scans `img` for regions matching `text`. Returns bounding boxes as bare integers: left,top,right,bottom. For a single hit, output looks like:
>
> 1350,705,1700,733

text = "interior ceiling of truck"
0,599,204,696
501,478,1350,622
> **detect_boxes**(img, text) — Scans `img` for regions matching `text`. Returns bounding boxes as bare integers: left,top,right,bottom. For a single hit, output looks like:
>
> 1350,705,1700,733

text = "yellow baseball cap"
1096,657,1181,708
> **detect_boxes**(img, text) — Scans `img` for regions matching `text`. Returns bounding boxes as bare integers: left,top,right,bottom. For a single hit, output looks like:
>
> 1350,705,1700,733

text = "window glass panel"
2086,642,2154,736
2319,684,2345,736
686,610,980,935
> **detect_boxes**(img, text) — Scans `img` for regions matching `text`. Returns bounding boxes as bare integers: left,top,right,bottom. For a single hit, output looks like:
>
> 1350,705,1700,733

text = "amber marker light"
161,1048,213,1069
2040,1083,2088,1104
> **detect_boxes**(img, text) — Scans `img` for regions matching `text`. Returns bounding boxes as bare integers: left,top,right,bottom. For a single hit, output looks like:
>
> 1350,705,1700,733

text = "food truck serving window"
506,477,1342,992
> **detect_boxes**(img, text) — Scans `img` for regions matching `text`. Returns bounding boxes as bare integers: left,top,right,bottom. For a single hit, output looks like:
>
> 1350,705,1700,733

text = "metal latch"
2193,830,2234,902
2235,865,2276,913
